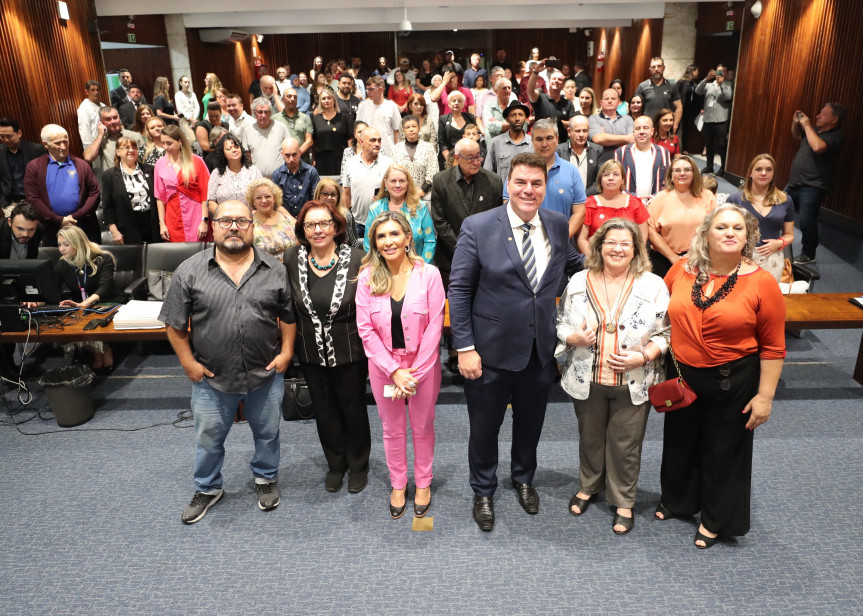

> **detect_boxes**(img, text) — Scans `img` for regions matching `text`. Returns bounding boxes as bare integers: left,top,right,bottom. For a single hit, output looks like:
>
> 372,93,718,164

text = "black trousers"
659,353,759,537
702,121,728,172
300,360,371,477
464,342,556,497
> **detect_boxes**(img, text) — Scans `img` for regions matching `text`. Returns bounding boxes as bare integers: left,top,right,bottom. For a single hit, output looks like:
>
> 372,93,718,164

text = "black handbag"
282,377,315,421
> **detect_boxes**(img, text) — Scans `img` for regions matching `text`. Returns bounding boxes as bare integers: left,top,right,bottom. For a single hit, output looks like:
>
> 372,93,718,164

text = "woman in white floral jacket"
555,218,669,535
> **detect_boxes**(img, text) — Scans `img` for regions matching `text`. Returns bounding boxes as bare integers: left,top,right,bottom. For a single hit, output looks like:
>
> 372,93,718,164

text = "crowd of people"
0,47,847,548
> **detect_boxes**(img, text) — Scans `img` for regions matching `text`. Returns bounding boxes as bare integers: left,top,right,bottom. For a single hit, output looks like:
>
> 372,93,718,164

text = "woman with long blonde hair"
356,210,445,519
726,153,795,281
362,164,436,263
200,73,223,119
154,125,210,242
153,76,180,126
55,225,121,372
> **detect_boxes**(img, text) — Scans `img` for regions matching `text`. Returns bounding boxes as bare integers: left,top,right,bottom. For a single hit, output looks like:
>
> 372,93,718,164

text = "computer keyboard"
27,304,76,314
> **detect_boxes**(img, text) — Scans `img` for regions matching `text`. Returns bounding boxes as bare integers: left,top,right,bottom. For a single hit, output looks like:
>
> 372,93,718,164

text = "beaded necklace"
691,261,741,310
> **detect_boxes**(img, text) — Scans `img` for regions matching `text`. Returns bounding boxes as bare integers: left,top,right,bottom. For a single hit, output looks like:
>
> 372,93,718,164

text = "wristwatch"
202,216,210,222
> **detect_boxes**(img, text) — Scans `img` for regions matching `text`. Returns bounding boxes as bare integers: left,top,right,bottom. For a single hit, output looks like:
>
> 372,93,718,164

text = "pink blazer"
356,260,445,382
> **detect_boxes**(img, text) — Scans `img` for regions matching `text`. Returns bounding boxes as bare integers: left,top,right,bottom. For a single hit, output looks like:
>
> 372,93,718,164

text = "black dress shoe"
390,485,409,519
512,480,539,514
347,472,367,493
413,488,432,518
325,471,344,492
473,496,495,531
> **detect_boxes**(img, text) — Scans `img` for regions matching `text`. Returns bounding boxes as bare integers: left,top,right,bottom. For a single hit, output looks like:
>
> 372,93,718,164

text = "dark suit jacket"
101,164,158,244
110,86,129,108
118,101,138,130
0,140,47,207
430,166,503,277
574,71,592,95
448,205,583,371
285,244,366,367
0,218,43,259
556,141,603,196
23,154,101,242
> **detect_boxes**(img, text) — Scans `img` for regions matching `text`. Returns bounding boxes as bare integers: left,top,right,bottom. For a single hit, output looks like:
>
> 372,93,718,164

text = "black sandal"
695,529,719,549
654,502,674,521
568,493,595,516
612,508,634,535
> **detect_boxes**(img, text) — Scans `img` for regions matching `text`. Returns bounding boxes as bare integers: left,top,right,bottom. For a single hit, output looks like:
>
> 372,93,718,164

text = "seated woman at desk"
55,226,122,374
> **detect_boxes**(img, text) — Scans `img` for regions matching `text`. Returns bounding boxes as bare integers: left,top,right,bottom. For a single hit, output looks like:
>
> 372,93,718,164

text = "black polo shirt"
634,78,680,119
532,93,575,140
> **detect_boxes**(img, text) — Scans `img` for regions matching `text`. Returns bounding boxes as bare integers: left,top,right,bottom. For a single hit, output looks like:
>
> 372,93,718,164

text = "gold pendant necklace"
602,271,628,334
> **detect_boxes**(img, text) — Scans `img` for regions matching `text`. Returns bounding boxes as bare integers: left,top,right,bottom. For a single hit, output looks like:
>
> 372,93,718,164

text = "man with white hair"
24,124,101,245
271,137,319,217
424,74,443,124
476,67,509,127
242,98,289,177
356,76,401,156
259,75,285,114
526,59,576,140
558,115,603,197
482,75,518,143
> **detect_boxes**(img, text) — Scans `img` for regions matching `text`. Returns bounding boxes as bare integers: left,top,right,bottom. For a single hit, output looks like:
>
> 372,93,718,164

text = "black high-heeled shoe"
389,485,409,519
413,487,431,518
695,528,719,549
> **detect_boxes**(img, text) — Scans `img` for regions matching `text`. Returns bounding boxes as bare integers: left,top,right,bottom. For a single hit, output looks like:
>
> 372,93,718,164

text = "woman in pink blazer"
356,210,445,520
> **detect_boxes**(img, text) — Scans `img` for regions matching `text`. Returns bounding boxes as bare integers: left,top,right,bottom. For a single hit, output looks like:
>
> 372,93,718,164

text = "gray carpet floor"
1,228,861,615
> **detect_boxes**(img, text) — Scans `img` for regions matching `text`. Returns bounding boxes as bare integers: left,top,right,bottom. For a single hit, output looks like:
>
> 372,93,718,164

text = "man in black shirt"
526,59,576,140
634,57,682,132
0,118,46,216
786,103,846,264
335,74,361,120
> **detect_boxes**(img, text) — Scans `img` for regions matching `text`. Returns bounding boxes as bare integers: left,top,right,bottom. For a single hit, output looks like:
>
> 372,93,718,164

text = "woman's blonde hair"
584,218,651,276
313,177,347,219
57,225,110,275
374,164,423,217
161,125,195,187
685,203,761,284
663,154,704,197
360,210,421,296
144,117,166,158
742,153,788,207
153,76,171,102
203,73,222,96
245,178,284,212
579,87,599,115
595,160,625,194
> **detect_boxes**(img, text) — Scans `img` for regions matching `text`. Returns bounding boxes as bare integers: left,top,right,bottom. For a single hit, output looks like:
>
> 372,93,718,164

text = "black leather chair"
97,244,145,296
126,242,207,301
36,247,61,262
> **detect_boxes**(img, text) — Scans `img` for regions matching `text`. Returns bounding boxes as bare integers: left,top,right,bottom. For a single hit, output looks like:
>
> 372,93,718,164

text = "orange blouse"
648,189,716,254
665,259,786,368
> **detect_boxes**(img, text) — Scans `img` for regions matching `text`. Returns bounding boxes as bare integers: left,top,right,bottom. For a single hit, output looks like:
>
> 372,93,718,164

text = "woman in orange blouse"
647,154,716,277
657,203,785,549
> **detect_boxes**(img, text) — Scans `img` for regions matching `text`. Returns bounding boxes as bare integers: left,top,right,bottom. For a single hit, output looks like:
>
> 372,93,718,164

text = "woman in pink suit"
356,210,445,520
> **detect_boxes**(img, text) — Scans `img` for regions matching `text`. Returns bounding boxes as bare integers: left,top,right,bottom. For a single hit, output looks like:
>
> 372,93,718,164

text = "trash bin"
39,365,96,427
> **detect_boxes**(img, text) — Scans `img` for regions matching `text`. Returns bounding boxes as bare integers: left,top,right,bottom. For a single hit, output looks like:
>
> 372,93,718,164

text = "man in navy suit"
449,152,583,531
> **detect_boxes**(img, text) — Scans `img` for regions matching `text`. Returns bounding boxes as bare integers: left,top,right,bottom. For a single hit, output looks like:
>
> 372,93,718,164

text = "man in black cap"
484,101,533,181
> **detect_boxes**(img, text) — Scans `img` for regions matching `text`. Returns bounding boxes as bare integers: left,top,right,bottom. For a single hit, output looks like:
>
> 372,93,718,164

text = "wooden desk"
0,310,167,343
784,292,863,385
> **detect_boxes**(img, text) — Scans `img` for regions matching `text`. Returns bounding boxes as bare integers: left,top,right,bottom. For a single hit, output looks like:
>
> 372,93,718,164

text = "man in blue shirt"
271,137,319,217
462,54,488,89
23,124,101,246
504,118,586,239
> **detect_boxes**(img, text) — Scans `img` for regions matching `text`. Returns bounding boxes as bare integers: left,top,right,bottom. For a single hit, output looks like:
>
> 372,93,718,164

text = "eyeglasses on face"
319,192,339,199
302,220,335,232
214,217,253,230
672,167,693,174
602,240,634,249
458,154,483,163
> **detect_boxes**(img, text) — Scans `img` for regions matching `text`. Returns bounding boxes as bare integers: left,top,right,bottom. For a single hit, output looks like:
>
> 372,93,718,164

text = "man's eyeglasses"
458,154,483,163
303,220,335,232
214,217,253,230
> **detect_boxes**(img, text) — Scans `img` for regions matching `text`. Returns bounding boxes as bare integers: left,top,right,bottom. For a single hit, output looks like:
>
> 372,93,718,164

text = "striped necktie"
520,223,538,291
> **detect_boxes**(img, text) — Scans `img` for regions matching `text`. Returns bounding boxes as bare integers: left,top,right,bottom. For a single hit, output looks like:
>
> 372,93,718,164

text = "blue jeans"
785,184,827,257
191,374,284,492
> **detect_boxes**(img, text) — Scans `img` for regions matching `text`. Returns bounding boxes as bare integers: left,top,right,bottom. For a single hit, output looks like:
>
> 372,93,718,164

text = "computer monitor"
0,259,62,304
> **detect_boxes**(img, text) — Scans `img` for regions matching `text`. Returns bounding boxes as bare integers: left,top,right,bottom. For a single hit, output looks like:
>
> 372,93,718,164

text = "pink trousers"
368,349,441,490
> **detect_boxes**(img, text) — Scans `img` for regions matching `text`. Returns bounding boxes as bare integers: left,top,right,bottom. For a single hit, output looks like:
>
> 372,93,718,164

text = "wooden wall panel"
0,0,106,154
256,32,395,78
729,0,862,222
186,30,256,100
586,19,664,102
98,14,168,46
102,47,173,100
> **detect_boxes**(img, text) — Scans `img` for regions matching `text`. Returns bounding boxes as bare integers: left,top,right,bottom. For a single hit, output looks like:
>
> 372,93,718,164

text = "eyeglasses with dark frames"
214,217,253,230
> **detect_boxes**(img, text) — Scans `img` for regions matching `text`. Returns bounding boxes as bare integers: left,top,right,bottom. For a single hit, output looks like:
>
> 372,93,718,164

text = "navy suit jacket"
448,205,583,371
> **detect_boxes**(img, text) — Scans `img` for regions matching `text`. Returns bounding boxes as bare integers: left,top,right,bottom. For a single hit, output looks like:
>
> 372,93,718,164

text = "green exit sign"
127,33,136,43
726,20,734,31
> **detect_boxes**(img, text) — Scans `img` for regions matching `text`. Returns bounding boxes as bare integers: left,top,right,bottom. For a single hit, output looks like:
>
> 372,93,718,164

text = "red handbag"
648,348,697,412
